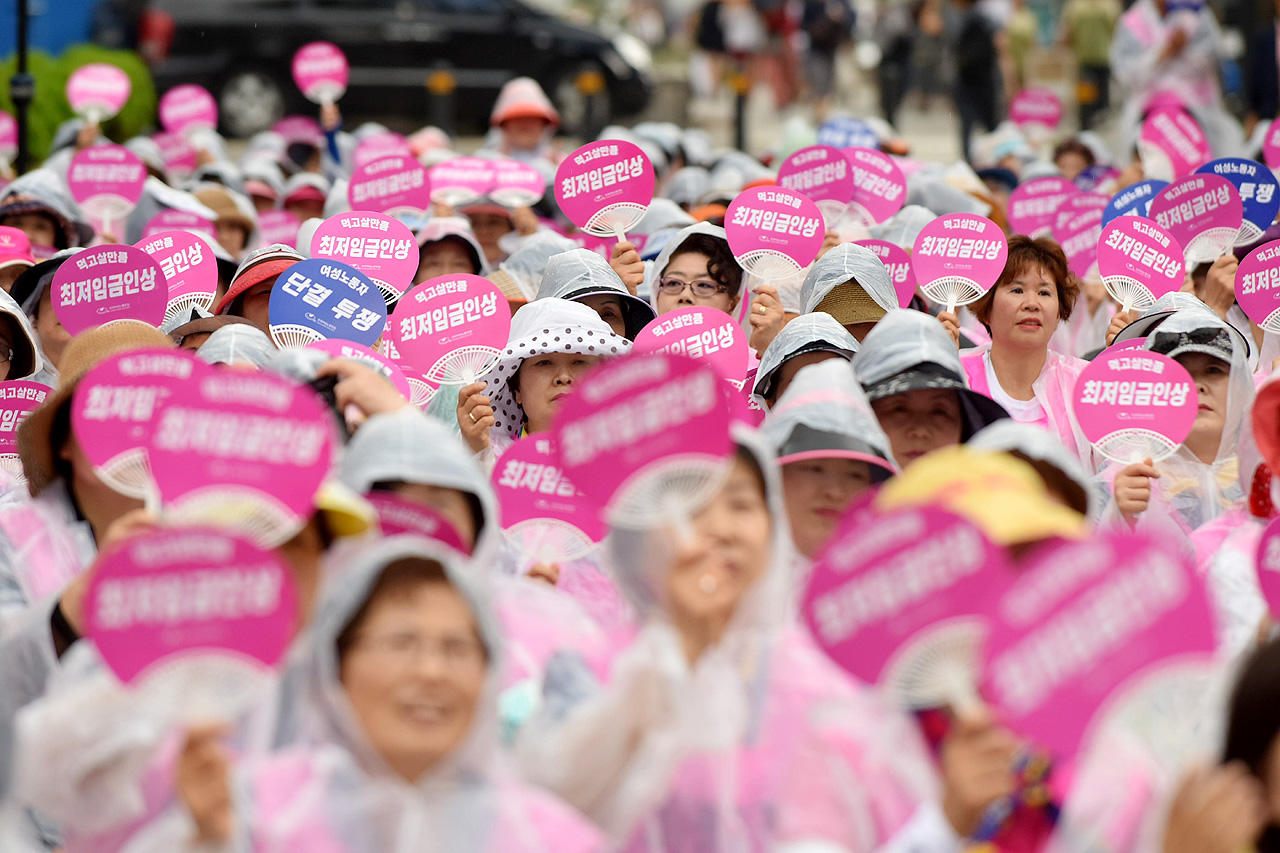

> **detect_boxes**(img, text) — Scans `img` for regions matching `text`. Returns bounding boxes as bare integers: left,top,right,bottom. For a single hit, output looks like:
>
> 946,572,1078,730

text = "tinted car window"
425,0,506,13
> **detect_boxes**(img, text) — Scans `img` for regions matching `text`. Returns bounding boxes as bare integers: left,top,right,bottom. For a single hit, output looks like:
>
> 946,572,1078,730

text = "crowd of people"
3,14,1280,850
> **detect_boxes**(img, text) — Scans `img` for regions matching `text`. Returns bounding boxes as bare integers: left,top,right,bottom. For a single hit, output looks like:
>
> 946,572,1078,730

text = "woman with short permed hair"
958,235,1091,464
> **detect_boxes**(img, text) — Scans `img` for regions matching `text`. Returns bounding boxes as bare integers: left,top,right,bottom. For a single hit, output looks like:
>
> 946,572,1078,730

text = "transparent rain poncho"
1195,383,1274,657
341,407,502,553
492,231,580,301
852,309,1009,439
537,249,657,339
762,360,898,478
664,168,711,209
517,427,941,852
798,242,898,316
196,325,277,369
1133,308,1254,533
633,198,695,236
753,312,859,403
122,537,607,853
969,420,1098,517
869,205,936,252
1095,307,1256,552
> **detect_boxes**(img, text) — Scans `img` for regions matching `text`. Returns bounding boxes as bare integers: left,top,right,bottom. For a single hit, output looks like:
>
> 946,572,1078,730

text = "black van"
142,0,654,137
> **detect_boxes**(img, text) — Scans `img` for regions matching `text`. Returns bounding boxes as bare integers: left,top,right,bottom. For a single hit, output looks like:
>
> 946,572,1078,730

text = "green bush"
0,46,156,168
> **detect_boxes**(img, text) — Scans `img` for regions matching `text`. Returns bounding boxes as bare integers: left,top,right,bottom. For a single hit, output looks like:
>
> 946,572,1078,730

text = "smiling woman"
959,236,1090,464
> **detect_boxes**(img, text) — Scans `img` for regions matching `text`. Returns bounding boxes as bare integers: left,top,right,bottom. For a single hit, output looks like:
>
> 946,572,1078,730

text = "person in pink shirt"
959,236,1091,466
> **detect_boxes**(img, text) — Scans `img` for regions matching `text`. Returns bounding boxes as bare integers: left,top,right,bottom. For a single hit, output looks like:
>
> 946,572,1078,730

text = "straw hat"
18,320,175,495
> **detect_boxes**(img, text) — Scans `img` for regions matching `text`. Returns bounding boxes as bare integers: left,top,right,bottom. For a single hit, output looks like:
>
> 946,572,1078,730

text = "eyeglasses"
657,277,730,298
351,631,486,671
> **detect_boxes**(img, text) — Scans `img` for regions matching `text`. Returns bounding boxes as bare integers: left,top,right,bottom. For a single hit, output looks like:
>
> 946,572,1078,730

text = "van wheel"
219,69,287,138
552,64,612,136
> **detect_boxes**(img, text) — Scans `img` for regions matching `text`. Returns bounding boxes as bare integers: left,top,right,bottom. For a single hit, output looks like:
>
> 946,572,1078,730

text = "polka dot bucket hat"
487,297,631,438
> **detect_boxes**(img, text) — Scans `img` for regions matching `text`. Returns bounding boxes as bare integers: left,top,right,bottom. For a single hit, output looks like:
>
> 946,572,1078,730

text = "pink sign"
491,159,547,208
1096,216,1186,312
151,131,197,178
1007,176,1078,237
1054,191,1110,234
778,145,854,211
67,145,147,234
801,504,1009,708
311,211,419,304
0,112,15,161
554,140,655,239
86,527,296,685
306,339,413,402
1266,122,1280,171
51,245,167,335
631,306,748,384
1073,349,1197,463
1141,108,1211,179
1009,87,1063,132
348,155,431,217
0,381,51,480
257,209,302,248
72,349,210,499
550,352,734,516
1255,517,1280,617
1149,174,1243,264
429,157,496,207
1237,240,1280,333
724,185,824,280
143,209,216,241
380,338,438,409
158,84,218,135
135,230,218,320
1057,207,1104,279
364,491,469,554
353,133,413,170
493,435,606,561
147,371,338,532
388,274,510,385
292,41,349,105
65,63,131,121
857,239,916,307
982,531,1216,764
911,213,1008,311
844,146,907,227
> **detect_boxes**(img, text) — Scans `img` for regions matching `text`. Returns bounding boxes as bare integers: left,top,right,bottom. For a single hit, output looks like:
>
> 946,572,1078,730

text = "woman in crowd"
752,311,860,409
455,299,631,462
537,249,657,340
1107,307,1255,536
854,309,1009,469
957,236,1090,464
762,359,898,561
517,424,1019,852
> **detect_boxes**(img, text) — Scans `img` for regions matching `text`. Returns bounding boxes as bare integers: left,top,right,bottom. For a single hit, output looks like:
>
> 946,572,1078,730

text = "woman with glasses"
159,537,605,851
647,223,747,317
647,222,787,354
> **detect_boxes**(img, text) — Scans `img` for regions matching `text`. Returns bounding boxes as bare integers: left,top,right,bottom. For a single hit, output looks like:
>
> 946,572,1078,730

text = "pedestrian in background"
952,0,1003,163
1063,0,1121,129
